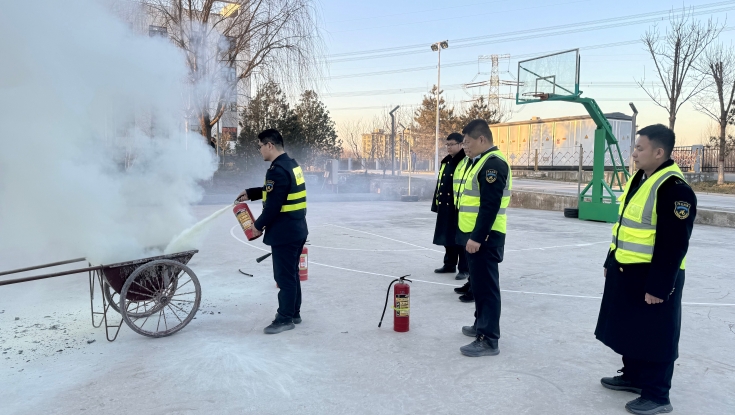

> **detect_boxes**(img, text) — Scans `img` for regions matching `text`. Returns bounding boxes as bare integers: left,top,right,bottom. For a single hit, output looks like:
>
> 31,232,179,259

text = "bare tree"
339,119,365,167
144,0,322,147
694,43,735,184
637,9,722,129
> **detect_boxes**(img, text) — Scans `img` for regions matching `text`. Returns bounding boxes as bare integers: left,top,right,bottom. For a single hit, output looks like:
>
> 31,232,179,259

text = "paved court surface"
1,202,734,414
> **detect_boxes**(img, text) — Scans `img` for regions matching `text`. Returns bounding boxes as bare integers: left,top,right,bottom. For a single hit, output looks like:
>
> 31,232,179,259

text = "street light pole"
431,40,448,177
389,105,400,176
629,102,638,176
435,47,441,176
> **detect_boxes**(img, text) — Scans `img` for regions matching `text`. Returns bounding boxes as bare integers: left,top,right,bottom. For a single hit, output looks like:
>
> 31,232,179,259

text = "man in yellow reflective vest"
431,133,469,281
236,129,308,335
455,119,512,357
595,124,696,415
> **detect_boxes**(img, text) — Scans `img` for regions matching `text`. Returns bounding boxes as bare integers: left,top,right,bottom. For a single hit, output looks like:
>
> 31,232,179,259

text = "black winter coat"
246,153,309,246
432,149,466,246
595,160,696,362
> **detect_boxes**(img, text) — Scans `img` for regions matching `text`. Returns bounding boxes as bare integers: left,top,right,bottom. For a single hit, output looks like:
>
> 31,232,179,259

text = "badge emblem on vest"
486,169,497,184
265,180,275,192
674,201,691,219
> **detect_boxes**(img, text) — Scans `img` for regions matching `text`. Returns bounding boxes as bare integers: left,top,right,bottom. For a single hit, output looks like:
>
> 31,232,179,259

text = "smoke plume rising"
0,0,218,265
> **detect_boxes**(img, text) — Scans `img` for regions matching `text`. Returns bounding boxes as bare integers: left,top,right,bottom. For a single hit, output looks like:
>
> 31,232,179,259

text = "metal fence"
671,145,735,173
701,145,735,172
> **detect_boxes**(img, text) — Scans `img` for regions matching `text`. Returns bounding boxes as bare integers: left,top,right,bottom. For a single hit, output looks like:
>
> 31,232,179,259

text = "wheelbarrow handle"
0,257,87,277
0,264,104,287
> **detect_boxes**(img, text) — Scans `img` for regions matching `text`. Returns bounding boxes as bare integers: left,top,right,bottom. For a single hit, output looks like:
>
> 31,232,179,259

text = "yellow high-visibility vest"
453,157,469,208
611,162,686,269
457,149,512,234
263,165,307,215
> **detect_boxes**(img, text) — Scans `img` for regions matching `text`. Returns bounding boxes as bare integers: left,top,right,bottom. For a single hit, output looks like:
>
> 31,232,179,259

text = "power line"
323,26,733,82
325,1,735,62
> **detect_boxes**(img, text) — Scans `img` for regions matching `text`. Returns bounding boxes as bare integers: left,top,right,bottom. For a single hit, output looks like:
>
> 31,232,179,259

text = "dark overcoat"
432,149,466,246
595,161,696,362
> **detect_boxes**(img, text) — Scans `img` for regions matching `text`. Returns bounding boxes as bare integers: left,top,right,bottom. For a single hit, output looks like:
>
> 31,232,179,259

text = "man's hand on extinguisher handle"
235,189,249,203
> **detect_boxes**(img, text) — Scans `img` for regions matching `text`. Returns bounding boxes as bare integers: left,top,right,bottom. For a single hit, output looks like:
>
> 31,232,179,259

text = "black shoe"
460,335,499,357
458,292,475,303
293,314,302,324
434,266,456,274
625,397,673,415
264,313,295,334
454,281,471,294
601,368,643,394
462,325,476,337
455,272,469,280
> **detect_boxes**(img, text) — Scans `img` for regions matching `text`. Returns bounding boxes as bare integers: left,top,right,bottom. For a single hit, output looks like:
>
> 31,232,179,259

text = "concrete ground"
1,202,734,414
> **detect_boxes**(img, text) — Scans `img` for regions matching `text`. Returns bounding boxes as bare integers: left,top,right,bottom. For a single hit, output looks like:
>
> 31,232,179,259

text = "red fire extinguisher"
299,246,308,281
274,245,308,288
233,202,261,241
379,275,412,332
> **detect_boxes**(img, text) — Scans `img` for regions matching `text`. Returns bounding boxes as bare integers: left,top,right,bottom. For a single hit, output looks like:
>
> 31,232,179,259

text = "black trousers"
467,244,503,340
623,356,675,404
444,245,469,273
271,239,306,321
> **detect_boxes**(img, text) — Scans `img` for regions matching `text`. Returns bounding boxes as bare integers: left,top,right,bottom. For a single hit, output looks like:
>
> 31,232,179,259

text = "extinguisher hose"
378,279,399,328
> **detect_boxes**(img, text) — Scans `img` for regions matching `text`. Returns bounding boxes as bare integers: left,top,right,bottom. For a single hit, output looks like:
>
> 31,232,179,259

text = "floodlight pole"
431,40,448,176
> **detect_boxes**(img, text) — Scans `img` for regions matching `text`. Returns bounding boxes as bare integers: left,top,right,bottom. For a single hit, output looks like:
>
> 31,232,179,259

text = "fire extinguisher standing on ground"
379,275,412,332
299,246,308,281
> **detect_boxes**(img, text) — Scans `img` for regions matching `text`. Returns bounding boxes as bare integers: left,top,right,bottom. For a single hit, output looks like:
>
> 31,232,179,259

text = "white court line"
324,223,444,253
307,245,426,252
326,223,608,254
229,226,735,307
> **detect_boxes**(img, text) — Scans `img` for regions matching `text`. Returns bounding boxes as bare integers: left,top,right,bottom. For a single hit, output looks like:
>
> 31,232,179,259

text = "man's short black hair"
462,119,493,142
447,132,464,143
637,124,675,158
258,128,284,149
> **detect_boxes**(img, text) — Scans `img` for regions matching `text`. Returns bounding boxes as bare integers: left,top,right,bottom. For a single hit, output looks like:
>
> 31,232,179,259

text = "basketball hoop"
522,92,551,101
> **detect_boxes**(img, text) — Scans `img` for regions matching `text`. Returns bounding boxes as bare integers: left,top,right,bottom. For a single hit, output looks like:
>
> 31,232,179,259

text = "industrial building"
491,112,633,169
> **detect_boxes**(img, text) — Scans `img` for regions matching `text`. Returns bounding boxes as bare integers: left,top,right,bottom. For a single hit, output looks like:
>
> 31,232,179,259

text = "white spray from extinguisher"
164,204,233,254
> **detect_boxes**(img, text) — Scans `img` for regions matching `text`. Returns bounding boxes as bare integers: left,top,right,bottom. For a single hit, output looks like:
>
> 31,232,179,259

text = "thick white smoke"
0,0,218,265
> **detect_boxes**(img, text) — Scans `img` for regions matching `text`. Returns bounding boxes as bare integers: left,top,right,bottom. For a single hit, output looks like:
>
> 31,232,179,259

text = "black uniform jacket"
455,146,509,249
595,159,697,362
245,153,308,246
432,149,466,246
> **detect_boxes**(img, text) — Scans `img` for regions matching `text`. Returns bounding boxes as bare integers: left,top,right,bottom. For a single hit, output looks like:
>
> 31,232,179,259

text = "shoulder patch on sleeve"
265,180,275,192
485,169,498,184
674,201,691,219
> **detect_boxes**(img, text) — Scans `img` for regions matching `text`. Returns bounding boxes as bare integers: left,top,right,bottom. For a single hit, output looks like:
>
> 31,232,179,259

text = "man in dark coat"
432,133,469,281
595,124,696,415
236,129,308,335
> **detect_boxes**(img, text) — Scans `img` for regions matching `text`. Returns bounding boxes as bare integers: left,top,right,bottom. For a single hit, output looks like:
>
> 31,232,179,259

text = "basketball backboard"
516,49,580,104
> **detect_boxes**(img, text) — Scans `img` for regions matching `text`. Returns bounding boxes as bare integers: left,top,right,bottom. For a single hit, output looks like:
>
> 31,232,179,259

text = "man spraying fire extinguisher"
235,129,308,335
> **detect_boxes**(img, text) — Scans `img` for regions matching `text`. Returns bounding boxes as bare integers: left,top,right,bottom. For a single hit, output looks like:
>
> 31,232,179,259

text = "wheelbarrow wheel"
120,259,201,338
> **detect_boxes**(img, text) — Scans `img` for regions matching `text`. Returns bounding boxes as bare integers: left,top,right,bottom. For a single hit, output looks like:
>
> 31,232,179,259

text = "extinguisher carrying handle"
378,275,412,328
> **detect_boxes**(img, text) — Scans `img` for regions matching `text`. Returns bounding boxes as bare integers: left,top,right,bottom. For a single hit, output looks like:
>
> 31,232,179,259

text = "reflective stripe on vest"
263,165,307,214
453,157,469,207
611,163,686,269
457,150,512,234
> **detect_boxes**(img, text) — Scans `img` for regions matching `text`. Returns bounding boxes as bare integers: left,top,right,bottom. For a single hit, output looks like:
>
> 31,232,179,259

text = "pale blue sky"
311,0,735,144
